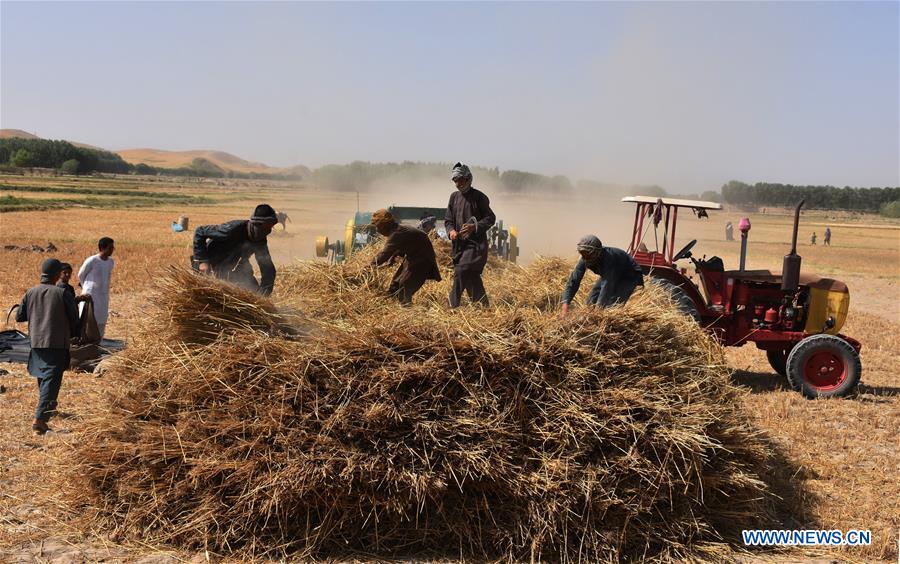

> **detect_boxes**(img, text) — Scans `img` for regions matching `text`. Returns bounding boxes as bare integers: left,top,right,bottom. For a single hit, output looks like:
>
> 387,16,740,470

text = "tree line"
721,180,899,213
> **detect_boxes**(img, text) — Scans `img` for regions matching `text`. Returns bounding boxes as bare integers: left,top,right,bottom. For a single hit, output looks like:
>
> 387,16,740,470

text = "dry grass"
1,174,897,561
63,263,793,561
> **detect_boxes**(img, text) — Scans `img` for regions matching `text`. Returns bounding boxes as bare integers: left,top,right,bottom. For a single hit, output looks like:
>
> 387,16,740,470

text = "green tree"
60,159,80,175
10,149,33,167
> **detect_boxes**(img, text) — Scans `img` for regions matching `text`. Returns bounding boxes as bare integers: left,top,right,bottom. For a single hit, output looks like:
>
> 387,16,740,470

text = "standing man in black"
444,163,496,307
193,204,279,295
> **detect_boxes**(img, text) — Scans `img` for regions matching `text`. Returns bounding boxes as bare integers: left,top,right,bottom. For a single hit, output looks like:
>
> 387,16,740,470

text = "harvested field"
1,175,897,561
66,259,792,561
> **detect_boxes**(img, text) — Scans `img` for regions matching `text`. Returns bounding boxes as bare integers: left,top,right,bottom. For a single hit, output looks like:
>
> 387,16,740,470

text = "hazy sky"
2,1,898,191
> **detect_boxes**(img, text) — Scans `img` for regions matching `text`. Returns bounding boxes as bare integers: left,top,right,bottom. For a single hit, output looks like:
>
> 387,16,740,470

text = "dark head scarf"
40,258,63,283
248,204,278,241
576,235,603,261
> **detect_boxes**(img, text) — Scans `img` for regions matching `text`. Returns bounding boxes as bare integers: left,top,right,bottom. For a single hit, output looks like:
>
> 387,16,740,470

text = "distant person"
824,227,831,246
193,204,278,295
57,263,90,304
276,211,291,231
370,209,442,305
16,259,79,435
78,237,115,338
810,232,817,245
444,162,496,307
560,236,644,314
725,221,734,241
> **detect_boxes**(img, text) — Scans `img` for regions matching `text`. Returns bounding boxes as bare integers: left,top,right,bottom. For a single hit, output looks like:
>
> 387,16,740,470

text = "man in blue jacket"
193,204,279,295
560,235,644,314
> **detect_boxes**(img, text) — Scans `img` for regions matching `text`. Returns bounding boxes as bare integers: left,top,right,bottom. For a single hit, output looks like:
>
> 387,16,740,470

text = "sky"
1,1,898,192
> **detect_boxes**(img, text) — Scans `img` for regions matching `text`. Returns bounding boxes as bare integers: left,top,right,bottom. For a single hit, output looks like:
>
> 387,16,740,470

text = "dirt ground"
1,175,898,562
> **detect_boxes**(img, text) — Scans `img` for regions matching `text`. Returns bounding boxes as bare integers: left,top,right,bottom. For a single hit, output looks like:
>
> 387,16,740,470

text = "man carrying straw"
370,208,441,305
193,204,279,296
560,235,644,314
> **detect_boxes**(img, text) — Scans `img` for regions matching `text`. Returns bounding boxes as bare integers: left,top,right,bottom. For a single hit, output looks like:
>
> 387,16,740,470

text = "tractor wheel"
652,278,700,322
786,334,861,398
766,349,790,377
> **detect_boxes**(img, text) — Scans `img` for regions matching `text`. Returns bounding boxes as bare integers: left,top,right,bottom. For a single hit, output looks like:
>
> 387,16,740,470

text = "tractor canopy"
622,196,721,265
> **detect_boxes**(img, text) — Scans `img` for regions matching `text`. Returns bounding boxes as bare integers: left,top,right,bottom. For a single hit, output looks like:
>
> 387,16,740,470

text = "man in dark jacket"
370,209,442,305
193,204,279,295
16,258,79,434
444,163,496,307
560,235,644,314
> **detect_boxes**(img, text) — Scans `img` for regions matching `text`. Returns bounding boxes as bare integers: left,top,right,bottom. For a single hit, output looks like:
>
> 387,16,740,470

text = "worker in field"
78,237,115,338
810,231,817,245
370,209,441,305
444,162,496,307
725,221,734,241
560,235,644,314
57,263,91,305
276,211,291,231
193,204,278,295
16,259,79,435
824,227,832,246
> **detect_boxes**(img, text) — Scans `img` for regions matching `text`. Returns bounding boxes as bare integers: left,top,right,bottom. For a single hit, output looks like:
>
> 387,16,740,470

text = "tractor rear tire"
766,349,790,378
786,334,861,398
652,278,700,322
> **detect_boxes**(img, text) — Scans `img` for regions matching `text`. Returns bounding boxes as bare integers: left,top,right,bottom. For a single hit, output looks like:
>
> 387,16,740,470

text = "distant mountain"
1,128,108,151
116,148,279,174
0,129,40,140
0,129,307,175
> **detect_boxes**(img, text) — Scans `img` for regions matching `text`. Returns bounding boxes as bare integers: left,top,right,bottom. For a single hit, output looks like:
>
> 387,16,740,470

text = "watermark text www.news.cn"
742,529,872,547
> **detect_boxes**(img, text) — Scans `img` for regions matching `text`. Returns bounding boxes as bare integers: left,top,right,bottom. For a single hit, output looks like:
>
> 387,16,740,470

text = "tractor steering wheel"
672,239,697,262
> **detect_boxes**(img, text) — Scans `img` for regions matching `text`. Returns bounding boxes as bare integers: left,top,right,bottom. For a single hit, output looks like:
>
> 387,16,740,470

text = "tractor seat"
723,270,848,292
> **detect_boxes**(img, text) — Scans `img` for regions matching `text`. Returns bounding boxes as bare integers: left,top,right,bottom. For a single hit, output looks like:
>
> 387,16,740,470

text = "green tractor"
315,205,519,264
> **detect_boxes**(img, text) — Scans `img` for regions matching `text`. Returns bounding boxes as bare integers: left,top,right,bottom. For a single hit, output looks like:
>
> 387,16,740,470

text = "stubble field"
0,174,897,562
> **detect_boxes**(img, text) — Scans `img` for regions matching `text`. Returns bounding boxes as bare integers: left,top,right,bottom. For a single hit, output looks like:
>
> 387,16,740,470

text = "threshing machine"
316,205,519,264
624,195,861,398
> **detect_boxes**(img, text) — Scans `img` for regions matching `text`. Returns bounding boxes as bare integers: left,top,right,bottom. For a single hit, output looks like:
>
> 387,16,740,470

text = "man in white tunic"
77,237,115,338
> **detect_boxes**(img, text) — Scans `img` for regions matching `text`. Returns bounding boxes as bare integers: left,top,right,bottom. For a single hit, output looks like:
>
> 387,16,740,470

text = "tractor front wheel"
766,348,790,377
786,334,861,398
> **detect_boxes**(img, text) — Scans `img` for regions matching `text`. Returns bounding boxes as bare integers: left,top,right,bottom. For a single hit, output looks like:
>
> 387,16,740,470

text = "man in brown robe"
371,209,442,305
444,163,496,307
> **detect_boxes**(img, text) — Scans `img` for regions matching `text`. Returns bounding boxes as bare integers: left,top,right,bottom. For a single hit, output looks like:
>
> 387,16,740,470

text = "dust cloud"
263,180,643,267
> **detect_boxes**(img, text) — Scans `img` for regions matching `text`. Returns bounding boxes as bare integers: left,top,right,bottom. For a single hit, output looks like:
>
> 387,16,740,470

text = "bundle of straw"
67,255,780,561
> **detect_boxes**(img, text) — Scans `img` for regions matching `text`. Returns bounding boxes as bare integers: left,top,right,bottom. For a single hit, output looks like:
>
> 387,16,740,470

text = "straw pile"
68,242,779,561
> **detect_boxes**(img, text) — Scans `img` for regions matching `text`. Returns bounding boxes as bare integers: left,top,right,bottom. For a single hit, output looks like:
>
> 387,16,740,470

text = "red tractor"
623,196,861,398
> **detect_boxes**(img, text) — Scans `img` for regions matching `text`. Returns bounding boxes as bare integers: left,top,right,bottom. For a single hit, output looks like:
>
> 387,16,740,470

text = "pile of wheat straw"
67,242,780,561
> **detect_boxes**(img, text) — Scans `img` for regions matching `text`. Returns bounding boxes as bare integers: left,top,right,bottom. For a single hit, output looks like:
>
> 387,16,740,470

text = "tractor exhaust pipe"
738,217,751,272
781,199,805,291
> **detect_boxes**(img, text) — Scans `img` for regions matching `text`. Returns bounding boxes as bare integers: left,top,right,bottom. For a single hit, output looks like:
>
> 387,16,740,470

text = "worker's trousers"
388,273,428,306
449,268,489,308
586,277,642,308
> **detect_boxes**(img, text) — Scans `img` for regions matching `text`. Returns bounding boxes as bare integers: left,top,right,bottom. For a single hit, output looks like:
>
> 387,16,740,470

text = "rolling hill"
0,129,304,175
116,148,279,174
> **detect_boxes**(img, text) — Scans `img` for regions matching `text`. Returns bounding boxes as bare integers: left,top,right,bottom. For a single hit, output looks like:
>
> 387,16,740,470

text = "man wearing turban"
193,204,279,295
560,235,644,314
370,209,442,305
16,258,80,434
444,162,496,307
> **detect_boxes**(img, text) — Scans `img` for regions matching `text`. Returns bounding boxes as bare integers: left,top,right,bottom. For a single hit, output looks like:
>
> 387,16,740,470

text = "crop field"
0,174,898,561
